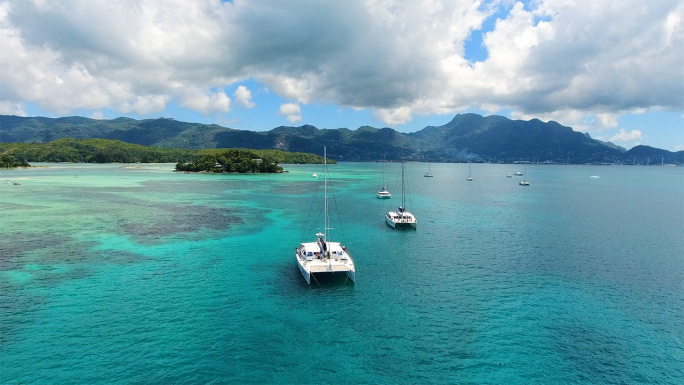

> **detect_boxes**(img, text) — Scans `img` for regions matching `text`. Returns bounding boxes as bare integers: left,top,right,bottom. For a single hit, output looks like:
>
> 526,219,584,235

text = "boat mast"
382,154,386,189
324,146,328,243
401,159,406,211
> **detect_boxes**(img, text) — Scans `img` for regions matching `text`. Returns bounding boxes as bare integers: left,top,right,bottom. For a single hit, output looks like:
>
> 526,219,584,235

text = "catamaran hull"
307,270,356,284
385,216,417,229
297,259,311,284
296,254,355,285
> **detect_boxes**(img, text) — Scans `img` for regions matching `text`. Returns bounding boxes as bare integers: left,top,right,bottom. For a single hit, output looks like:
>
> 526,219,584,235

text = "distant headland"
1,114,681,165
0,138,329,170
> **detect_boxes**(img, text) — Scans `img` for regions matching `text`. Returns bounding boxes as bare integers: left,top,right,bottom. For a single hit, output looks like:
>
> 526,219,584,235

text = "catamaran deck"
296,240,355,284
386,210,417,229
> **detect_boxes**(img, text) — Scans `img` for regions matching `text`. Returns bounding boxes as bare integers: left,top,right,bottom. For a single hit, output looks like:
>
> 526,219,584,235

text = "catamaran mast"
324,146,328,244
323,146,330,256
401,159,406,212
382,154,386,189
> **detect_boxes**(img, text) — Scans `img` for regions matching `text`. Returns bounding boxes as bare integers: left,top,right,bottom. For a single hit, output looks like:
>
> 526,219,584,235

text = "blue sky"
2,0,683,151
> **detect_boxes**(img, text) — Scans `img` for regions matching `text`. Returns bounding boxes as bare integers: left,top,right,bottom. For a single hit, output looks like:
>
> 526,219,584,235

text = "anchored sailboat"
386,159,417,229
424,163,433,177
377,156,391,199
519,166,530,186
295,147,356,284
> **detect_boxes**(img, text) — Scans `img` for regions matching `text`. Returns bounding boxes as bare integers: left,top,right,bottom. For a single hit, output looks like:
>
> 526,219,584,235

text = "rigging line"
405,164,415,212
300,169,323,243
325,175,339,240
404,159,417,214
312,206,324,238
387,161,401,212
328,178,347,245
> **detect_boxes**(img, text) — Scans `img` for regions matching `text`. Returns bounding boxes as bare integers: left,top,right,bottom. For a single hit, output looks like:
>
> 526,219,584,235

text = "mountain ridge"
1,114,681,164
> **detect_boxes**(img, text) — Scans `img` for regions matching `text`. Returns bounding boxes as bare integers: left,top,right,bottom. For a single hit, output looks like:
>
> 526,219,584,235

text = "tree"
0,153,30,168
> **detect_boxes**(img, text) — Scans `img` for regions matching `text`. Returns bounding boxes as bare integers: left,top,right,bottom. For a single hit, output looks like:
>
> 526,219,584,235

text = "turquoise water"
1,162,683,384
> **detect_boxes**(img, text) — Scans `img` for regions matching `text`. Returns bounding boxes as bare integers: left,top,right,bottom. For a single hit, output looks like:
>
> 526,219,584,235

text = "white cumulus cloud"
0,101,25,116
0,0,682,135
180,89,231,115
119,94,170,115
374,106,415,126
90,111,106,120
610,129,643,142
234,85,255,108
279,103,302,123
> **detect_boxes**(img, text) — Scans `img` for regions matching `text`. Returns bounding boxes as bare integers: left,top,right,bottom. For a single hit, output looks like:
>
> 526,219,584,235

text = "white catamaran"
386,159,417,229
295,147,356,284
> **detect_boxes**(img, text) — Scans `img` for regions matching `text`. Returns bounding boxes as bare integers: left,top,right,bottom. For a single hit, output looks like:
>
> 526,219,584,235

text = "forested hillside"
2,114,681,164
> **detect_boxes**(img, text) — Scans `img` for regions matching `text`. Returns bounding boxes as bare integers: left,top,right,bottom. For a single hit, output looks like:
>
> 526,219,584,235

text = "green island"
0,138,329,172
175,149,283,173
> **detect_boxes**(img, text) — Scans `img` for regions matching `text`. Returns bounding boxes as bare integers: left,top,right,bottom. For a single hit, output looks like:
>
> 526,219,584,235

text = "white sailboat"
466,163,473,181
519,166,530,186
386,159,417,229
377,156,391,199
424,163,433,177
295,147,356,285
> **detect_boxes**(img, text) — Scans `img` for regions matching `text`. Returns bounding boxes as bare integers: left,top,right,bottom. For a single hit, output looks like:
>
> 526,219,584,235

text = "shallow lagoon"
1,162,683,384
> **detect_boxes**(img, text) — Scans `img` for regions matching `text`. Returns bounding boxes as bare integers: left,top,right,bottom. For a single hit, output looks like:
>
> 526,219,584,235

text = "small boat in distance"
296,147,355,285
466,163,473,181
514,171,523,176
519,166,530,186
590,174,600,179
424,163,433,177
506,174,512,178
312,173,318,178
387,159,417,229
377,156,391,199
377,189,392,199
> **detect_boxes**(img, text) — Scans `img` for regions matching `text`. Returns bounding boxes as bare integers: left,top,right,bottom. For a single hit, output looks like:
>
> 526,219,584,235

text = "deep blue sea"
1,162,683,384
